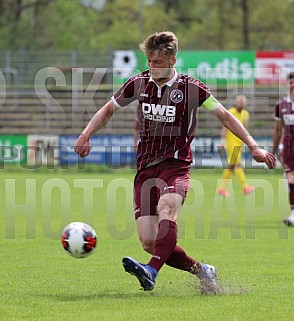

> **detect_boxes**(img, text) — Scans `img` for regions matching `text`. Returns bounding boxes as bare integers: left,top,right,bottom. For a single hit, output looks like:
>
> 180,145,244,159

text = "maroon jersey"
275,96,294,162
112,70,211,170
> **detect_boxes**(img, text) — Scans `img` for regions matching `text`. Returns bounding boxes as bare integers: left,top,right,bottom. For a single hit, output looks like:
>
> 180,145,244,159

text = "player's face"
235,97,246,112
147,50,176,84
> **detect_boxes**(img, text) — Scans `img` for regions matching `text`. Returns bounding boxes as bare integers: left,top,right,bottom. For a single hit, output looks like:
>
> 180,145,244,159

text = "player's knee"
139,237,154,254
286,171,294,184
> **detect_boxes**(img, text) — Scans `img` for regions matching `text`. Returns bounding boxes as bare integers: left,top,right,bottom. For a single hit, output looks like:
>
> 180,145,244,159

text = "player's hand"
251,148,276,169
74,134,91,158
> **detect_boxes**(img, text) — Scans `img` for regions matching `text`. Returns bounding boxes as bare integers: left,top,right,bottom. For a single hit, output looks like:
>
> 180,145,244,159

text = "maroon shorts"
283,143,294,173
284,159,294,174
133,158,190,219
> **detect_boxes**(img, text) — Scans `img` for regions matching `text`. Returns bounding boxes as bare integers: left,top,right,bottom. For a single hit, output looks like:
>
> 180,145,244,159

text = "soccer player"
74,31,276,293
272,72,294,227
217,95,256,197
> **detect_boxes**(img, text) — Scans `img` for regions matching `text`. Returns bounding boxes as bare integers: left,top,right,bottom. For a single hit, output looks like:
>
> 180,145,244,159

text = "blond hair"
139,31,178,56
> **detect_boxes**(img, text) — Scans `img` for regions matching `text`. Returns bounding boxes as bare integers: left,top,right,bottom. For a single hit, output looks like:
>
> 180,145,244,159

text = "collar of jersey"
149,69,178,87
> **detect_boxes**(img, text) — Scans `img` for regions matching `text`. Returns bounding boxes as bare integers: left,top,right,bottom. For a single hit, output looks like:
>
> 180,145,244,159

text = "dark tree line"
0,0,293,50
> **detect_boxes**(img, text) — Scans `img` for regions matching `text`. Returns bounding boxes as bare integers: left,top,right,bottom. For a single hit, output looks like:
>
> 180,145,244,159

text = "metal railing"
0,49,113,88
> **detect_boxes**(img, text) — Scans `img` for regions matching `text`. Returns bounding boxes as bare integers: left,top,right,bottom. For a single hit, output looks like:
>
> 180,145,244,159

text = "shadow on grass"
35,291,161,302
34,275,250,303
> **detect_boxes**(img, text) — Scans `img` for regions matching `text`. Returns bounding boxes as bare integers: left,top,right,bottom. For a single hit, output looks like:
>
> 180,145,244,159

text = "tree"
240,0,249,49
0,0,294,50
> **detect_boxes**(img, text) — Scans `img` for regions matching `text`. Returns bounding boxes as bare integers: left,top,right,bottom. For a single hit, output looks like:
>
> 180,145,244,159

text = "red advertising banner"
255,51,294,85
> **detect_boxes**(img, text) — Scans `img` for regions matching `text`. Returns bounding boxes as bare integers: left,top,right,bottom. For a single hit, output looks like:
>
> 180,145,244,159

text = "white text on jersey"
142,103,176,123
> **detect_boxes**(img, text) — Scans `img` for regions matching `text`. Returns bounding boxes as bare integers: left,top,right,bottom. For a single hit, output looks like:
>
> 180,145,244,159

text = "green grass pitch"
0,166,293,321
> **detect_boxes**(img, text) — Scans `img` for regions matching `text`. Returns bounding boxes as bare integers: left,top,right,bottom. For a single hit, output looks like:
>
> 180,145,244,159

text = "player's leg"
123,192,183,290
123,160,218,292
122,167,159,290
146,192,183,271
218,167,233,196
151,161,218,293
123,161,178,289
136,215,158,254
217,144,237,196
234,163,255,195
151,192,218,293
283,170,294,226
231,146,254,194
136,202,203,273
144,160,191,273
125,206,203,291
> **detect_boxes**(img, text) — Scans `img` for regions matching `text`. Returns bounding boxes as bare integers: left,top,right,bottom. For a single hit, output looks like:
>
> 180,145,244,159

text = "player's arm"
272,118,282,155
272,118,285,167
74,100,119,158
212,104,276,169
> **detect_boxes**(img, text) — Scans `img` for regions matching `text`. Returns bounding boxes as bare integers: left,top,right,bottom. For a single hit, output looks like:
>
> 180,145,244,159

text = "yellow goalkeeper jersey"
225,107,250,146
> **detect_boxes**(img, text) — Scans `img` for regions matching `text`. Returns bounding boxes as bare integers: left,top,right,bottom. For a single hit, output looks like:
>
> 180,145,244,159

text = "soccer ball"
61,222,97,258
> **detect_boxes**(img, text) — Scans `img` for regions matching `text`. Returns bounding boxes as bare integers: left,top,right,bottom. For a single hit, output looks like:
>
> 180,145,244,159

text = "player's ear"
170,55,176,66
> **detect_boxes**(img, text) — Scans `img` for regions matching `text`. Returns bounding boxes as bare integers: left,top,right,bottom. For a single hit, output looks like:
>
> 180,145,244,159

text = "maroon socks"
289,184,294,211
148,219,198,273
148,219,177,271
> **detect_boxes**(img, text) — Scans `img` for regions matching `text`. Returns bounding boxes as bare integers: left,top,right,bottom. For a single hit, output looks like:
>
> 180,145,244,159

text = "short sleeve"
111,75,139,108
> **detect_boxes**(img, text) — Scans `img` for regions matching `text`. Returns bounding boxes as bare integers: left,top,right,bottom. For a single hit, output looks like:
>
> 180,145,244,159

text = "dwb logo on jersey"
142,103,176,122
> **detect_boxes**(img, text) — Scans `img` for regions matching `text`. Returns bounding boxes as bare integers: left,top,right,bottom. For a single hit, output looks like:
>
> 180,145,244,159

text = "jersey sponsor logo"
283,114,294,125
170,89,183,103
140,93,149,97
142,102,176,122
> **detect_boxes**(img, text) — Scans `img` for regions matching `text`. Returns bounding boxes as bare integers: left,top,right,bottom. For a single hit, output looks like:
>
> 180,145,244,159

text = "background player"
272,72,294,226
74,31,276,293
217,95,255,197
